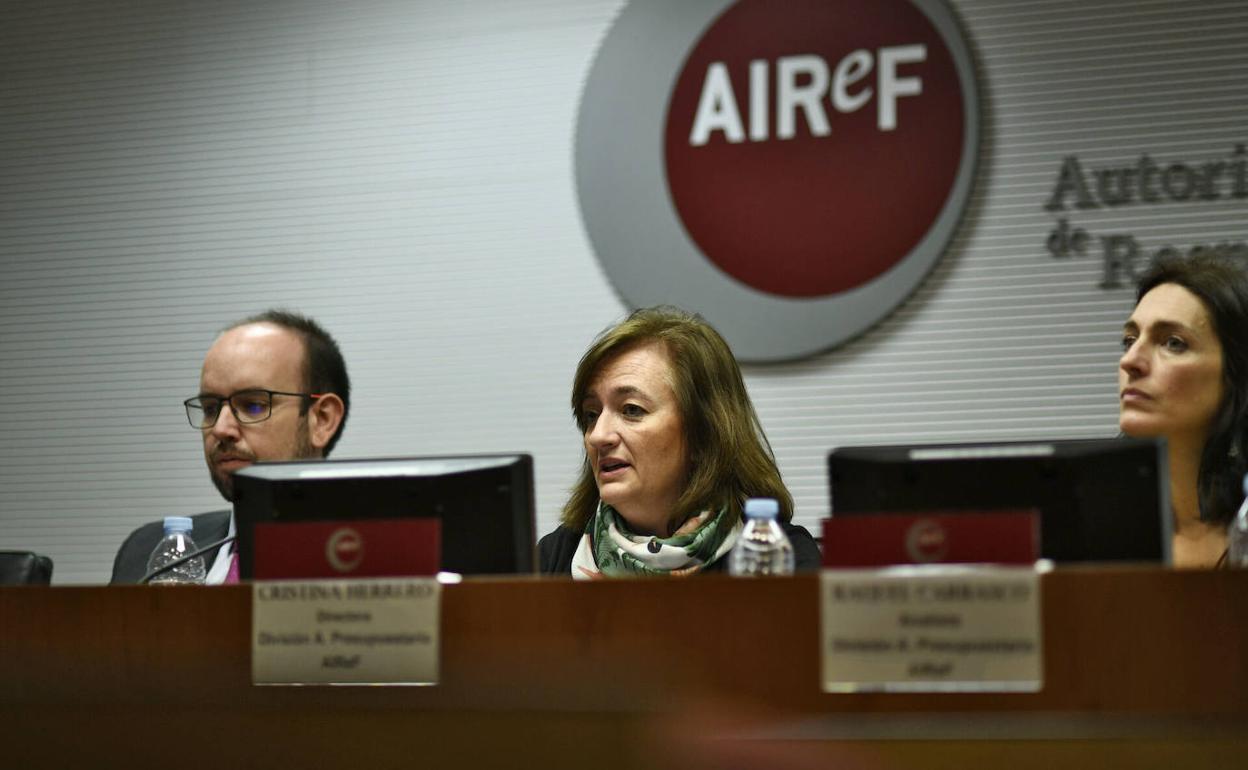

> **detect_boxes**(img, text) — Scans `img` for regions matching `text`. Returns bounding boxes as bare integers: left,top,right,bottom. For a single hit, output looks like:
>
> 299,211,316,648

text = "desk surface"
2,568,1246,769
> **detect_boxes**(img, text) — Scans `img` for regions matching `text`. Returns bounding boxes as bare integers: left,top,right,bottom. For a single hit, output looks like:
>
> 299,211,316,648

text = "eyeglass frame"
183,389,324,430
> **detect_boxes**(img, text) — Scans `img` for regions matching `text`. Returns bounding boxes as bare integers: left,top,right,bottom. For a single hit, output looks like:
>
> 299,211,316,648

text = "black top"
538,520,822,575
110,509,232,584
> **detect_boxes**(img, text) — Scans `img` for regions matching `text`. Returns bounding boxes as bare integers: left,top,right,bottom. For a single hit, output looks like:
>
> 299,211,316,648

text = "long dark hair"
1135,254,1248,524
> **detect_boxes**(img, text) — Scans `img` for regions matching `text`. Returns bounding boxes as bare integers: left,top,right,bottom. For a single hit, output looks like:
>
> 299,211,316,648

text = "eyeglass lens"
189,391,273,427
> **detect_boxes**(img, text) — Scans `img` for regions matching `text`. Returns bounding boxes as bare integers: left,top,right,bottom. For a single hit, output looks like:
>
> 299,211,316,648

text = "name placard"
252,578,440,685
820,566,1043,692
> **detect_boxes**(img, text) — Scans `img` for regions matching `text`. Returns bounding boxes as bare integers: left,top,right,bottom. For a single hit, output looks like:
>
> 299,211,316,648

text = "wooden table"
2,568,1245,768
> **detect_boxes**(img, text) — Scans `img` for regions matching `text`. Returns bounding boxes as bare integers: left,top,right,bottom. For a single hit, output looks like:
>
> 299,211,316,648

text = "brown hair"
560,306,793,532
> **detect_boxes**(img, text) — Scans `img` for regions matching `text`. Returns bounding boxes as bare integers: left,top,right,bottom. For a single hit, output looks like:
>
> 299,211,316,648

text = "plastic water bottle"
146,516,207,584
729,498,795,576
1226,474,1248,567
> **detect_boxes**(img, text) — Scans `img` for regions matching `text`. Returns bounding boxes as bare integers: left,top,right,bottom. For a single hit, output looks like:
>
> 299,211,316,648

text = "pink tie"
224,552,240,584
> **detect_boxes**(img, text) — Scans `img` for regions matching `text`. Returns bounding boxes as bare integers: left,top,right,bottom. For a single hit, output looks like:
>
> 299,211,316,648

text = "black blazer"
110,509,232,584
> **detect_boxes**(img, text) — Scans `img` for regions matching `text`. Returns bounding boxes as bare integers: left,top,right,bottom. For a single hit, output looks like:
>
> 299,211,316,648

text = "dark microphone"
140,535,238,585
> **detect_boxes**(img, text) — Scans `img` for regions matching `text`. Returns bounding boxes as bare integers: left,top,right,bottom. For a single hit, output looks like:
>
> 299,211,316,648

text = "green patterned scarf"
574,501,739,577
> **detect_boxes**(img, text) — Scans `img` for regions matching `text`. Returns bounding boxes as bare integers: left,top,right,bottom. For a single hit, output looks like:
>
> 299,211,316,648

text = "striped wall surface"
2,0,1246,582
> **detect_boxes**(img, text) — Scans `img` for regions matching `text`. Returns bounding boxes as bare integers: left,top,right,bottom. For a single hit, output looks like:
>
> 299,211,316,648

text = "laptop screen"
232,454,536,578
827,438,1170,564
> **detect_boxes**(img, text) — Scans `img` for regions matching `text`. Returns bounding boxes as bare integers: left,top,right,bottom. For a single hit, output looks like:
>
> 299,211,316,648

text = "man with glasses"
110,310,350,584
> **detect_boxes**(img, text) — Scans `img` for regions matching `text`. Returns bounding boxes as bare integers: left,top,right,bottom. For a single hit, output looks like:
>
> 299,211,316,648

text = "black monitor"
828,438,1171,563
232,454,536,577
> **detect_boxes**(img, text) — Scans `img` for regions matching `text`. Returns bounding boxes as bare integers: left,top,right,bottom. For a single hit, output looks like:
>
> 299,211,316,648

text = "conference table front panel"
2,569,1245,768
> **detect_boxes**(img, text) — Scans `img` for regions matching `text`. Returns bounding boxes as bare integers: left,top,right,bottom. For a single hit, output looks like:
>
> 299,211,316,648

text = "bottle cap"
743,498,779,520
163,516,194,534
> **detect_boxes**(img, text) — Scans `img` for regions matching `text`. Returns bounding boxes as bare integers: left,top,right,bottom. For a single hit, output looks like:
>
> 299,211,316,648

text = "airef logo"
576,0,979,361
325,527,364,573
905,519,949,563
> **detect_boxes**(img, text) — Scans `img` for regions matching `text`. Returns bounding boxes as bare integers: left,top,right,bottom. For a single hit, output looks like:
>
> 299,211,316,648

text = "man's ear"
307,393,345,454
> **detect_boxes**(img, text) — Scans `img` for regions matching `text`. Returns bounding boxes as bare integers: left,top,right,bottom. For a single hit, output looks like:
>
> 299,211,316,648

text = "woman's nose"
1119,341,1148,377
586,413,618,448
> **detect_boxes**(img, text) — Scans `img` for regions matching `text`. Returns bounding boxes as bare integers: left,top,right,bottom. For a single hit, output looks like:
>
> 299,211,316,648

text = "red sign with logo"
576,0,980,360
665,0,964,297
252,518,440,579
821,510,1038,567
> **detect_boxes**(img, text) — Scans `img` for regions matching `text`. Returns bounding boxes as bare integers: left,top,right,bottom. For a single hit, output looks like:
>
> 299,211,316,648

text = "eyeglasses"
184,389,322,429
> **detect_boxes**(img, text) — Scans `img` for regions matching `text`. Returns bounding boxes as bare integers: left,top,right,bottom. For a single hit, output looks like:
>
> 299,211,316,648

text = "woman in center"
539,306,821,577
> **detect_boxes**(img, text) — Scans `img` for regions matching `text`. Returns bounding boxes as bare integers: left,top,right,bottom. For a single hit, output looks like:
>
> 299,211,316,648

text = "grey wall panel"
2,0,1246,581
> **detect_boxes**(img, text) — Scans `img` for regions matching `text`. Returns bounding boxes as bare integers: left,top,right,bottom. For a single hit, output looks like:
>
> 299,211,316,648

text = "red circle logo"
664,0,965,298
326,527,365,573
905,519,949,563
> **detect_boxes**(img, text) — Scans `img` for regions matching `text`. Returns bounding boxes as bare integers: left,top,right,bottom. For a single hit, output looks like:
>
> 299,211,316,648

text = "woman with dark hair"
1119,254,1248,567
539,306,820,577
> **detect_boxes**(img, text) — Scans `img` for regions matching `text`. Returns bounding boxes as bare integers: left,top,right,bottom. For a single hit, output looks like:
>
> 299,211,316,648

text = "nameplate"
252,578,440,685
820,566,1043,692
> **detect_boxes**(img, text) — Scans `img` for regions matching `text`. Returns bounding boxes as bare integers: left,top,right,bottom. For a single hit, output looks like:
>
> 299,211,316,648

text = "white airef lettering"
877,44,925,131
749,59,768,141
688,45,928,147
832,49,873,114
689,62,745,146
777,55,830,140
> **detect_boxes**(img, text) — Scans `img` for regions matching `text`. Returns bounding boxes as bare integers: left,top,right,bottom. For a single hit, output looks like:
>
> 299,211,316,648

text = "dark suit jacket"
110,510,232,584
